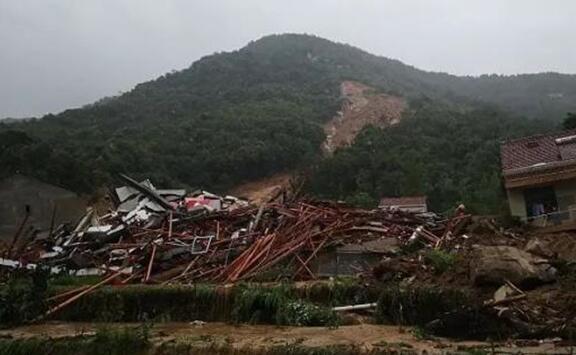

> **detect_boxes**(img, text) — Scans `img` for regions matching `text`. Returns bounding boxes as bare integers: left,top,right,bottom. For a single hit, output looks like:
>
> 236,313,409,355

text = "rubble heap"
1,175,467,285
3,176,575,340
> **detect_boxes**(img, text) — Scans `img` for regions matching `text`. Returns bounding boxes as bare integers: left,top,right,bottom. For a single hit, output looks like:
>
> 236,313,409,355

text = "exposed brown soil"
323,81,406,154
1,322,571,354
529,232,576,262
0,323,427,349
229,172,292,205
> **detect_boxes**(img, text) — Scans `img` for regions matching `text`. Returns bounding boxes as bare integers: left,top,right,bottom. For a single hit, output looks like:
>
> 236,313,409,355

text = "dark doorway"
524,186,557,218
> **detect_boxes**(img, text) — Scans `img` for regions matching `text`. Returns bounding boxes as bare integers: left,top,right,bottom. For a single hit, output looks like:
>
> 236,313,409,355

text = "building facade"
501,131,576,229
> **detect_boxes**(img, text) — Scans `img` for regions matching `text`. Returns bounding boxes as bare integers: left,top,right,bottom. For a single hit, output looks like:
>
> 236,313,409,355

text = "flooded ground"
1,322,574,354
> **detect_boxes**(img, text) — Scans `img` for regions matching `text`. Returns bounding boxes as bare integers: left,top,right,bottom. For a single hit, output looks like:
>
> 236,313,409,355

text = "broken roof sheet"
115,186,139,203
157,189,187,197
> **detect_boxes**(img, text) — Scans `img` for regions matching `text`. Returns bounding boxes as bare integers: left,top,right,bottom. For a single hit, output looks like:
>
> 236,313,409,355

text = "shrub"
0,268,48,326
375,285,470,326
277,301,338,327
54,284,226,322
231,284,338,326
301,278,375,306
424,250,455,274
90,325,150,355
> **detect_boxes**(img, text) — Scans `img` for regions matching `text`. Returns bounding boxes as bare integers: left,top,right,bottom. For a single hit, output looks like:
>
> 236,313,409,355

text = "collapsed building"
0,174,460,282
2,172,575,340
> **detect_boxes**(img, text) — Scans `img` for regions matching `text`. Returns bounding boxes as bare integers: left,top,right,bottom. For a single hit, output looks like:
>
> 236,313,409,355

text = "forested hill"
239,35,576,120
0,34,573,212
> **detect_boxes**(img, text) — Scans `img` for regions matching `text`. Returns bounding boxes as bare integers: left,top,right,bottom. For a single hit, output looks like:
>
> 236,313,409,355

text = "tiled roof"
501,130,576,172
379,196,427,207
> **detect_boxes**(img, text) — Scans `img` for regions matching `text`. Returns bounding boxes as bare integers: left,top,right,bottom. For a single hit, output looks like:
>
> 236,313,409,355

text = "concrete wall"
0,175,86,241
507,188,527,219
313,251,380,277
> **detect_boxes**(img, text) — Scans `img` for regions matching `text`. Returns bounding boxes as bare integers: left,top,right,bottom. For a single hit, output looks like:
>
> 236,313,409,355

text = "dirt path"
0,322,469,352
1,322,572,354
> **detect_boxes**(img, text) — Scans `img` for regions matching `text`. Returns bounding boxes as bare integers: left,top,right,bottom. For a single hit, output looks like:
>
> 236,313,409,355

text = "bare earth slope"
323,81,406,154
229,172,292,204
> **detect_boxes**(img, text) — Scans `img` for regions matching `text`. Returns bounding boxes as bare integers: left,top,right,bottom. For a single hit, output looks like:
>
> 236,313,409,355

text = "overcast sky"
1,0,575,118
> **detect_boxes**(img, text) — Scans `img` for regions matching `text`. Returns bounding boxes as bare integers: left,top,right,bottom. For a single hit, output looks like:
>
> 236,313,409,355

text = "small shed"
0,175,86,241
379,196,427,213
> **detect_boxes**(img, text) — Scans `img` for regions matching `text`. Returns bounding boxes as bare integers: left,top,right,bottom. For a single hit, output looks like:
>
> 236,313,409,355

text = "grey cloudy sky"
1,0,575,118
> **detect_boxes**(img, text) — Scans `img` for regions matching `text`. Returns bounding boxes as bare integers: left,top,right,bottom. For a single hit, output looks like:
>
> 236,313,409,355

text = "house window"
524,186,558,218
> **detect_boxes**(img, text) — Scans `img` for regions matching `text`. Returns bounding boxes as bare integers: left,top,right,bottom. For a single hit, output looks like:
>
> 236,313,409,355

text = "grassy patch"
54,284,225,322
301,278,376,306
49,275,102,287
0,268,48,326
375,285,470,326
231,284,339,326
424,250,456,274
0,326,149,355
46,283,340,326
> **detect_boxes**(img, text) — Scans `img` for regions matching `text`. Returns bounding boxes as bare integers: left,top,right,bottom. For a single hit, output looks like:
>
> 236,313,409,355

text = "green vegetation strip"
2,269,476,329
0,327,150,355
48,281,473,327
49,282,366,325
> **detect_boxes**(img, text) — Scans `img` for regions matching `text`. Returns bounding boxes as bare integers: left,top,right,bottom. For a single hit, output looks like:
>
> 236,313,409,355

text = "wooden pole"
7,205,30,258
295,254,316,279
47,285,90,302
293,236,327,279
145,244,157,282
168,212,173,238
38,269,125,321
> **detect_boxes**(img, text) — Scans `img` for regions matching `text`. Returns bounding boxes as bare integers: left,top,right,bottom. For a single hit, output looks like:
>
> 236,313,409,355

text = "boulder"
470,246,556,287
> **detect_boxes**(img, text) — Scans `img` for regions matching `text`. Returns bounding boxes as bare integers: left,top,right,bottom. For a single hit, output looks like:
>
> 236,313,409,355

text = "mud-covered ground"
1,322,574,354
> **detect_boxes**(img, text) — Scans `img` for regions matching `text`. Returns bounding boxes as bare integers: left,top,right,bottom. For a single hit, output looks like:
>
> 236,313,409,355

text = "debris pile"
3,175,575,341
1,175,466,285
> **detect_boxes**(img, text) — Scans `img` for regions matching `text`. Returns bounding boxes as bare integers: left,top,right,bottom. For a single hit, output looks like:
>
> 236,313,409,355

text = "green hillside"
0,34,573,211
306,102,550,214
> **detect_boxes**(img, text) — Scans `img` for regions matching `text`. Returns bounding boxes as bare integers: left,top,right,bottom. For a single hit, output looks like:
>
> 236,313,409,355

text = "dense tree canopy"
306,103,551,214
